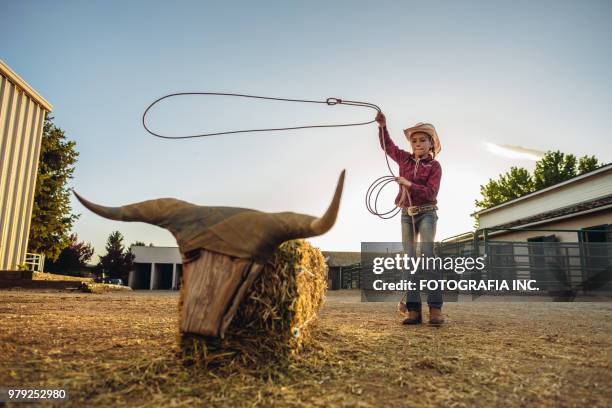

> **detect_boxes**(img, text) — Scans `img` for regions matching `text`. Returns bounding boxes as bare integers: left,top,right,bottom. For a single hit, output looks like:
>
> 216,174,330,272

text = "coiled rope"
142,92,413,225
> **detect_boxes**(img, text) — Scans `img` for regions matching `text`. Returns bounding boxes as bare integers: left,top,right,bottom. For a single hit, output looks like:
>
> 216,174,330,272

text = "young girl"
375,112,444,325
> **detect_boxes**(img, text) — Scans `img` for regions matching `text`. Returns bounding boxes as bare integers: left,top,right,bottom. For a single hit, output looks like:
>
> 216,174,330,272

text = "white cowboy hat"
403,122,441,156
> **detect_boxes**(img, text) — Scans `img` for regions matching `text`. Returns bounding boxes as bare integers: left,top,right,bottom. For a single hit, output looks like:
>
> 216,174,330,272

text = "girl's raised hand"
375,112,386,128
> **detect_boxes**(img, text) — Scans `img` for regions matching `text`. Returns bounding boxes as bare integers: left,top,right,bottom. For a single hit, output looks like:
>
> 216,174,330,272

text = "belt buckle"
407,206,419,216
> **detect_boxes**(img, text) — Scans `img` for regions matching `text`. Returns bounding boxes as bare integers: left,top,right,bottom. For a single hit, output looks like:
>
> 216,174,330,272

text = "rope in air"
142,92,414,230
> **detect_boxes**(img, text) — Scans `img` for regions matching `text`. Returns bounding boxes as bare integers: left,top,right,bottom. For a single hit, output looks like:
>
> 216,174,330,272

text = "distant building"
322,251,361,290
128,246,362,290
128,246,183,290
0,60,53,271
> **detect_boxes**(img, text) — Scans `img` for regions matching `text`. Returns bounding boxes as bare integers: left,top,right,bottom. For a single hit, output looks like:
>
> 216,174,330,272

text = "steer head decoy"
74,170,345,338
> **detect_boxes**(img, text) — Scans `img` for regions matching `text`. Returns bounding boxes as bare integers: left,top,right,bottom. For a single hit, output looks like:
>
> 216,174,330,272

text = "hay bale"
179,239,327,368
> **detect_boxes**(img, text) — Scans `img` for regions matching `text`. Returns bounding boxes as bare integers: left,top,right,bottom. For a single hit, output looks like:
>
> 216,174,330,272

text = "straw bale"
179,239,327,367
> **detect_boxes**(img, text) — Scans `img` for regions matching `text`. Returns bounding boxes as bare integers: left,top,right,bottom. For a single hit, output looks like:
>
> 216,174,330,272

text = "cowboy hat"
403,122,442,156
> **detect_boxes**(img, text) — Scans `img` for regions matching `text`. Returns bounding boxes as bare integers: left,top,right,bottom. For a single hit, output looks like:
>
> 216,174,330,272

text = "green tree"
578,155,600,174
533,151,577,190
96,231,134,283
475,167,534,210
533,151,602,190
476,151,604,212
45,234,94,276
28,116,79,261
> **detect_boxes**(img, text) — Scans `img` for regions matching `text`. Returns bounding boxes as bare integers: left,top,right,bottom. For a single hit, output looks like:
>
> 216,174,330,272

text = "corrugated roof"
492,194,612,229
321,251,361,267
0,59,53,111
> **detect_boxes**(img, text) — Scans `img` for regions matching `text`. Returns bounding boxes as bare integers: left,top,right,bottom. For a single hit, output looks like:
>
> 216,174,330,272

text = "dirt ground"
0,289,611,407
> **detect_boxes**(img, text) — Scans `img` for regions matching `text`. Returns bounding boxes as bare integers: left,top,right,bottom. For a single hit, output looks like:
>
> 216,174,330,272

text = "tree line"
474,152,601,211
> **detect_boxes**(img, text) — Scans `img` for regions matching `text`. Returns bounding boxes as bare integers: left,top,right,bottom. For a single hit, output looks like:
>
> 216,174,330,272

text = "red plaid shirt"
378,126,442,207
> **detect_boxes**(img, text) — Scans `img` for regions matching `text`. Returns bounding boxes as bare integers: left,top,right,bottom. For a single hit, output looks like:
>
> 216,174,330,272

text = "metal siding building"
473,164,612,231
0,60,53,270
465,164,612,244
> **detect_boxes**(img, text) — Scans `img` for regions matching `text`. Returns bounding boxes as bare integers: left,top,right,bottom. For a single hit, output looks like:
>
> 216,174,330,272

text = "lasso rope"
142,92,414,230
142,92,380,138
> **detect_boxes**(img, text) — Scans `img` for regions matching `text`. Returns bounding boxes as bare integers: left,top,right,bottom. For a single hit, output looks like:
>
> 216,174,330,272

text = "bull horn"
308,169,345,236
73,191,190,226
73,191,124,221
73,170,346,260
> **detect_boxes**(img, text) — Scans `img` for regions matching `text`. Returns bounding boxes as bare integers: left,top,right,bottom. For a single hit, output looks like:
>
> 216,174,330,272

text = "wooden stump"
180,249,263,338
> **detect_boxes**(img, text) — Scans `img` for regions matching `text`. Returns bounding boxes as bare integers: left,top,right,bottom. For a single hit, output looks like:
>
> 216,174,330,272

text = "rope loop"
326,97,342,105
142,92,408,220
142,92,379,139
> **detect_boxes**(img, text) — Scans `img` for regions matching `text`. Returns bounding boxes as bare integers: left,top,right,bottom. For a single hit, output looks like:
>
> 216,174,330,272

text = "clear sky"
3,0,611,258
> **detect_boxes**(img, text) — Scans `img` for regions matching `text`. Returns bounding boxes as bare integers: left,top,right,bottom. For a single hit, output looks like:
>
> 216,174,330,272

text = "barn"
322,251,361,290
0,60,52,272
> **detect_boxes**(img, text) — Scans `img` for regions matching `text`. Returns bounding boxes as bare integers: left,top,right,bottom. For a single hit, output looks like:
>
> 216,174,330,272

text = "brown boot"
402,309,422,325
429,307,444,325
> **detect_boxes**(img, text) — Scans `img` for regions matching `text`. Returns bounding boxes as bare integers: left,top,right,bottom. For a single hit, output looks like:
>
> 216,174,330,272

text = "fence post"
483,229,490,279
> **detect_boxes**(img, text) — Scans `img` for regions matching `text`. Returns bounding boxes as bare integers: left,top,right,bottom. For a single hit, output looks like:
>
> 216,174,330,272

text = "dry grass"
0,290,611,407
32,272,94,283
79,282,132,294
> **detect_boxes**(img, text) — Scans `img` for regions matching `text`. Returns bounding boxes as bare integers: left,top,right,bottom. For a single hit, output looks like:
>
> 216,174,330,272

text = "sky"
2,0,611,259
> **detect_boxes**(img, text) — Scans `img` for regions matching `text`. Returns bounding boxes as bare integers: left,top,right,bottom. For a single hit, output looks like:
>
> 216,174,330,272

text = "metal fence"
23,252,45,272
350,227,612,295
439,241,611,290
340,263,362,289
438,227,612,295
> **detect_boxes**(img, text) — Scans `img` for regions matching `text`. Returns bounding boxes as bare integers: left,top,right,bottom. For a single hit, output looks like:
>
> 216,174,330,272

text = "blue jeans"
401,210,443,311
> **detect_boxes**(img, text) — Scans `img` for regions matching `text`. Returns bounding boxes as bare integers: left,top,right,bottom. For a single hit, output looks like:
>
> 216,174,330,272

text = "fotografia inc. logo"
372,254,486,275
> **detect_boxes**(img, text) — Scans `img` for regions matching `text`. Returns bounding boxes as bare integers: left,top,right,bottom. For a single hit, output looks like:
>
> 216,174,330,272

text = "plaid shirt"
378,126,442,207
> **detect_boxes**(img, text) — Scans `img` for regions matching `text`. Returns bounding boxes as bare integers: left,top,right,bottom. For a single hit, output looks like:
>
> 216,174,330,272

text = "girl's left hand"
396,177,412,188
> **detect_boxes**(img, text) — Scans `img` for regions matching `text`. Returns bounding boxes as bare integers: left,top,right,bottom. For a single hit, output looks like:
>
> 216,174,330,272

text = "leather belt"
404,204,438,216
